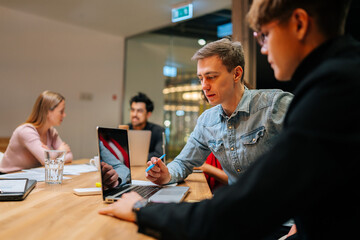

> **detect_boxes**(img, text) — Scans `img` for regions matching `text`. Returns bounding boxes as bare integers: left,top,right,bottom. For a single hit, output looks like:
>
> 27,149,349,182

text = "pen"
145,154,166,172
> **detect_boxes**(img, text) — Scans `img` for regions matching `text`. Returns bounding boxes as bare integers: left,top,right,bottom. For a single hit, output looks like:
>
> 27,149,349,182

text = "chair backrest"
118,125,129,130
0,137,10,153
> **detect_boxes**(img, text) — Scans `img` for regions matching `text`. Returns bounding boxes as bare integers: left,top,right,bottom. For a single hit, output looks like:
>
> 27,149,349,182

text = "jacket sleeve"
20,126,48,165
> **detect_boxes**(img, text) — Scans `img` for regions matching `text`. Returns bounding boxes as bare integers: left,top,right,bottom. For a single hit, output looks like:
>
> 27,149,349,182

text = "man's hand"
101,162,119,188
145,157,171,185
98,192,143,222
287,224,297,237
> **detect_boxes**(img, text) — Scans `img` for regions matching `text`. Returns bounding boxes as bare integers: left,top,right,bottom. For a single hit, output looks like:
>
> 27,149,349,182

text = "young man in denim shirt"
146,38,293,185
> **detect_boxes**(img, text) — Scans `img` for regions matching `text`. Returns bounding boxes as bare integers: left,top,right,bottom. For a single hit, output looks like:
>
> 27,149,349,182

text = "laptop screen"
97,127,131,195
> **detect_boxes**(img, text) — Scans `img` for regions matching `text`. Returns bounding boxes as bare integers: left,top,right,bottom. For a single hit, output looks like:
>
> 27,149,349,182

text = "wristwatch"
132,199,148,212
132,199,148,223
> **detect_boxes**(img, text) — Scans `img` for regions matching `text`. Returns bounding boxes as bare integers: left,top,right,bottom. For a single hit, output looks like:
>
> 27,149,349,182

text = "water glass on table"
44,150,66,184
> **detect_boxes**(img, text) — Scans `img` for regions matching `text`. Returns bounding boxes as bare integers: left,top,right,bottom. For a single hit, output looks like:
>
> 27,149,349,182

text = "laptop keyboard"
129,185,161,199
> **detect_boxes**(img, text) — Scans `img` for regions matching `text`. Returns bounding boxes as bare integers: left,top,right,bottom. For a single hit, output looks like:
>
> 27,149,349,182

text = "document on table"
23,164,97,175
0,171,48,182
0,164,96,182
2,168,69,182
63,164,98,175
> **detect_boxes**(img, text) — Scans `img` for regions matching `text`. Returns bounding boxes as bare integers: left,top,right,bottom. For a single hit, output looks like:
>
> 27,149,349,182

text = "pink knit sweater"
0,123,73,173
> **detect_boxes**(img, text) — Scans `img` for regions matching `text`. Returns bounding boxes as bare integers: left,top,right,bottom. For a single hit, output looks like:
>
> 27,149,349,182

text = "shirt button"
230,147,234,151
236,168,241,172
228,126,232,129
252,138,256,143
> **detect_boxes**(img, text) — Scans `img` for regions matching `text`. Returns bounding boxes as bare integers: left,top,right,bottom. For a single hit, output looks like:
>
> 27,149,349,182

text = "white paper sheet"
0,164,96,182
1,170,71,182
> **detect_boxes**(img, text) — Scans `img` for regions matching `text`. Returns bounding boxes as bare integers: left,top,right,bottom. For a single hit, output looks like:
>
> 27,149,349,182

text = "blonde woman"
0,91,73,173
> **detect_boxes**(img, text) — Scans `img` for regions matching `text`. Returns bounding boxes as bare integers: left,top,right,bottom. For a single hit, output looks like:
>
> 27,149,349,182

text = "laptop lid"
97,127,132,201
128,130,151,166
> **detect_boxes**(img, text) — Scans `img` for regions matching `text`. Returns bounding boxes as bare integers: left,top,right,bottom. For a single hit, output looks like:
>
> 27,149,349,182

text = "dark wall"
255,45,298,93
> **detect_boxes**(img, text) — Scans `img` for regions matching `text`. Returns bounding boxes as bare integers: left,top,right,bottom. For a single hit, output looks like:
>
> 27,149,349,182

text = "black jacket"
136,35,360,240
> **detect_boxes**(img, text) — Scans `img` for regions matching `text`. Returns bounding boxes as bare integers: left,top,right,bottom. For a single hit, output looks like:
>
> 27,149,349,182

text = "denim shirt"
167,88,293,185
99,141,130,185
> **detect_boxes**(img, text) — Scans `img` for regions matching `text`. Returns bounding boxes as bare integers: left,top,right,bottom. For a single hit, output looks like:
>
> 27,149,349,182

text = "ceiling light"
198,39,206,46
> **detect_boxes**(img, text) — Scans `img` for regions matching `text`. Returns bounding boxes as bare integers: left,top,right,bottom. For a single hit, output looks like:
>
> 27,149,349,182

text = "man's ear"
146,111,152,119
234,66,243,83
292,8,310,40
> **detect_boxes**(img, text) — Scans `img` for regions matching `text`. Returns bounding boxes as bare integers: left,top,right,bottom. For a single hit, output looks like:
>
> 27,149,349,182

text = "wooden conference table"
0,159,212,240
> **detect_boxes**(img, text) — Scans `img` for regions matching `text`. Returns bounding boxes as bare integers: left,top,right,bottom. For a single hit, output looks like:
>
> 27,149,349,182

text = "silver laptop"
96,126,189,203
128,130,151,166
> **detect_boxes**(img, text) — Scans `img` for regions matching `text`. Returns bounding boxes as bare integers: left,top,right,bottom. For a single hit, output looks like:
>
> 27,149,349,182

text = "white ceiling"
0,0,231,37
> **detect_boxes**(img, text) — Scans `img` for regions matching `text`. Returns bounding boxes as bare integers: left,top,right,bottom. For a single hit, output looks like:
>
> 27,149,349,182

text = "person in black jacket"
127,92,164,161
99,0,360,239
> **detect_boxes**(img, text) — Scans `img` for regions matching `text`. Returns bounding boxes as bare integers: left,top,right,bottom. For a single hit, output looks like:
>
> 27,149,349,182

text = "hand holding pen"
145,154,171,185
145,154,166,172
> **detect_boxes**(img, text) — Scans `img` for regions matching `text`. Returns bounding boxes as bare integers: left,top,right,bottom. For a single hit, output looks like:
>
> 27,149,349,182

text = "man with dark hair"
99,0,359,238
128,92,164,161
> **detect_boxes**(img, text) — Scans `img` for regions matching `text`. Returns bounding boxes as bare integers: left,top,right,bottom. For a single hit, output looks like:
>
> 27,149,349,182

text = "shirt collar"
219,86,250,119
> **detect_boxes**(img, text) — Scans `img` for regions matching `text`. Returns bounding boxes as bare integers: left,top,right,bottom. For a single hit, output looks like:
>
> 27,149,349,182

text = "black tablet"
0,178,37,201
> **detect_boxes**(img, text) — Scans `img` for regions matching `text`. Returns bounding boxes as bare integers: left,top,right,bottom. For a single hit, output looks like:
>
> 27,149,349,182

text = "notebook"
0,178,37,201
128,130,151,166
97,126,189,203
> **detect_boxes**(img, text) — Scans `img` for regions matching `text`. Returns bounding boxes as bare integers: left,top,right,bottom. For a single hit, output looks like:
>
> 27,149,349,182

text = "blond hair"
25,90,65,128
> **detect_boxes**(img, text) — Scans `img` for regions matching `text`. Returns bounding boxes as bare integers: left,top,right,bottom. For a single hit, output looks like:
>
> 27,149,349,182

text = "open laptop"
0,178,37,201
128,130,151,166
97,126,189,203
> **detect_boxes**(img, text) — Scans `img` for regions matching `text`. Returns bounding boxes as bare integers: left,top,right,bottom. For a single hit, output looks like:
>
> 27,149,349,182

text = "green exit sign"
172,3,193,22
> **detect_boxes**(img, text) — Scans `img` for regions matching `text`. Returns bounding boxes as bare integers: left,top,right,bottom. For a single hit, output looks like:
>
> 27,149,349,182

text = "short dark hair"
191,38,245,83
129,92,154,112
247,0,352,38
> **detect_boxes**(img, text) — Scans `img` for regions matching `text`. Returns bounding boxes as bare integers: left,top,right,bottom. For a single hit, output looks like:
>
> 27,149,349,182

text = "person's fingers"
102,167,115,183
122,191,143,201
98,204,115,216
105,169,118,186
145,173,159,181
156,158,167,171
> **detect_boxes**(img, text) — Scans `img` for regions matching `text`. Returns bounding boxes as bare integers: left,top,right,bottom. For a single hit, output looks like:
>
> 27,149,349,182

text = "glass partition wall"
163,72,210,160
124,33,210,161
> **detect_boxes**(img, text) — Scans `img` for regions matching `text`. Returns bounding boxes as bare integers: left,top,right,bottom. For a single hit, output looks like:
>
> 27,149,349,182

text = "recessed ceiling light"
198,39,206,46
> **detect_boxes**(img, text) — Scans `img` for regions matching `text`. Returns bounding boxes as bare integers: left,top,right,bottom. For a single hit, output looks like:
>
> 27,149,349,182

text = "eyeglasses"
253,31,268,47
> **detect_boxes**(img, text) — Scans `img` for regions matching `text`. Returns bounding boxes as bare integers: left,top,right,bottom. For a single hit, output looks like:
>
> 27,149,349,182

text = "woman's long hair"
25,90,65,128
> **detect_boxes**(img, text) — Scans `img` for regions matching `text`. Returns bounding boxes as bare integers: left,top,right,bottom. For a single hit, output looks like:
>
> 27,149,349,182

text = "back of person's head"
192,38,245,82
247,0,352,38
26,90,65,128
129,92,154,113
